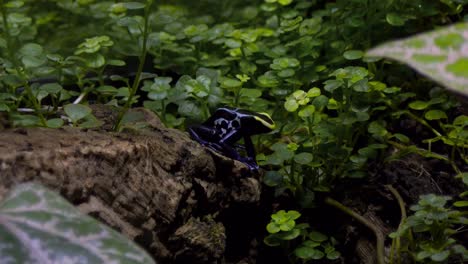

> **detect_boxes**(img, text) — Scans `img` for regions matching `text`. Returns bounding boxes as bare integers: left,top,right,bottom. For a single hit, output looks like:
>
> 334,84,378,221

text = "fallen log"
0,106,261,263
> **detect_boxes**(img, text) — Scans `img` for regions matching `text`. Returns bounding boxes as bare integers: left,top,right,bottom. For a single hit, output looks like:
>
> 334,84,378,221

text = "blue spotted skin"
189,107,275,171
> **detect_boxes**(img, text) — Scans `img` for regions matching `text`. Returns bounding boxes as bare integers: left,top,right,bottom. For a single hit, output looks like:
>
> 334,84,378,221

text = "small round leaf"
309,231,327,242
343,50,364,60
409,100,430,110
46,118,64,128
64,104,92,122
294,152,313,164
425,110,447,120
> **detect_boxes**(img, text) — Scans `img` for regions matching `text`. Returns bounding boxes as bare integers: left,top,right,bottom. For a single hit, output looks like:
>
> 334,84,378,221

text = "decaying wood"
0,106,261,263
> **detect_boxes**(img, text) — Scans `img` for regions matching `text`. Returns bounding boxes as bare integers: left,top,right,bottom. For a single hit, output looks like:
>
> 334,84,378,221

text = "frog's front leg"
243,135,256,160
188,125,216,145
239,135,259,171
218,131,259,171
189,125,223,151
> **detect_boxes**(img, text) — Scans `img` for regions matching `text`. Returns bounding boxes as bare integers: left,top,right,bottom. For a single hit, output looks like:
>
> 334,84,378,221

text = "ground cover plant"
0,0,467,263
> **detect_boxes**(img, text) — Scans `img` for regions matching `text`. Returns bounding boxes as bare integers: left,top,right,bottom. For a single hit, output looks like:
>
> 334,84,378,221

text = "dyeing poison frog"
189,107,275,171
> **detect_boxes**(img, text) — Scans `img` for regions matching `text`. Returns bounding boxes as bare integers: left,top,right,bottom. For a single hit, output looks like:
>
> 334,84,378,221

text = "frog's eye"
253,112,275,130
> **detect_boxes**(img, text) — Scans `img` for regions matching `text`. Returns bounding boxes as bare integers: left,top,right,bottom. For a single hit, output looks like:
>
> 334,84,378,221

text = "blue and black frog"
189,107,275,171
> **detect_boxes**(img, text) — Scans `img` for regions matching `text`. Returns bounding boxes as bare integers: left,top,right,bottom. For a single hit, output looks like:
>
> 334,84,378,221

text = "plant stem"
114,0,153,131
404,110,442,138
1,1,46,126
0,0,19,67
386,185,410,264
387,140,461,174
325,197,386,264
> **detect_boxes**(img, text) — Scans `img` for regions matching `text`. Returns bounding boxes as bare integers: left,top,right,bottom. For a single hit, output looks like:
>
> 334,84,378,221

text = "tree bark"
0,106,261,263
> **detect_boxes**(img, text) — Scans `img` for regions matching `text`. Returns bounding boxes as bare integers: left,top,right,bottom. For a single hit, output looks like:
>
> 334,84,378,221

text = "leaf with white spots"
0,183,156,264
366,22,468,96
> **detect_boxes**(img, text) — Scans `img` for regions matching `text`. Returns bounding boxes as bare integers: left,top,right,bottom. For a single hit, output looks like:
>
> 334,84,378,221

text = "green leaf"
0,103,10,112
107,59,126,66
12,114,41,127
35,89,49,102
367,22,468,96
64,104,92,123
457,172,468,185
221,77,242,88
271,57,300,70
323,80,343,92
40,83,62,94
240,88,262,98
416,250,432,260
327,250,341,260
309,231,327,242
116,87,130,97
239,60,257,74
277,68,295,78
430,250,450,262
0,183,155,264
263,234,281,246
111,3,127,14
409,101,430,110
264,171,283,187
277,229,300,240
453,201,468,207
5,1,24,8
225,39,242,48
312,95,329,109
368,121,388,137
298,105,315,118
279,220,295,231
22,56,46,68
453,115,468,126
266,222,281,233
303,240,320,248
307,87,321,97
386,13,406,26
0,37,6,48
286,210,301,220
343,50,364,60
295,247,324,260
425,110,447,120
46,118,64,128
96,85,118,95
278,0,293,5
47,54,63,62
258,72,279,87
393,133,410,143
124,2,146,9
19,43,43,57
86,53,106,68
284,99,299,112
294,152,313,164
79,115,103,129
178,101,202,119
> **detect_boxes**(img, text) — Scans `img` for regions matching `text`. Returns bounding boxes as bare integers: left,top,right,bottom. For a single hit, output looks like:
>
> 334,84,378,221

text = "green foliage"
0,0,467,262
266,209,301,234
390,194,468,263
0,183,155,264
142,68,222,125
261,66,393,207
264,210,340,262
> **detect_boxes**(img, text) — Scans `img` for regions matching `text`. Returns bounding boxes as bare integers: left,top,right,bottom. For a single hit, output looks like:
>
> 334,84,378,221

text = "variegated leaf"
367,22,468,96
0,183,156,264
